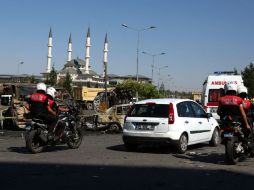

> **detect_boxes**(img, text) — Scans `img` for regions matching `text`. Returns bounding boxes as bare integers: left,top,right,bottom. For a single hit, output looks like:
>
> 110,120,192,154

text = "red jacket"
218,95,243,117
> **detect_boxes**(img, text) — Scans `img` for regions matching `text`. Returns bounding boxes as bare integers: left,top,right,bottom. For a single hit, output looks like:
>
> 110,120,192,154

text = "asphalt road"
0,131,254,190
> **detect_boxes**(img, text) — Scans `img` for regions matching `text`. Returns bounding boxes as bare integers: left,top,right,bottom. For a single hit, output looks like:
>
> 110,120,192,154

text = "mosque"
43,28,151,88
43,28,106,88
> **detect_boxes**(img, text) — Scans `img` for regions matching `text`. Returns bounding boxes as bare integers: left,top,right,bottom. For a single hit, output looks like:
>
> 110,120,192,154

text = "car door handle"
198,121,202,124
185,121,189,124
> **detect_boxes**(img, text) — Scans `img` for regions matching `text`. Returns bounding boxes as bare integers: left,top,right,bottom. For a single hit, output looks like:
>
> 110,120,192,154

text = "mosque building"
44,28,105,88
43,27,151,88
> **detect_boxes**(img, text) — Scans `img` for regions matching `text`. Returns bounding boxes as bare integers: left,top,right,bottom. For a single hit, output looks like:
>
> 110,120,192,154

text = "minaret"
67,33,72,62
103,33,108,77
103,33,109,105
85,27,91,74
46,28,53,73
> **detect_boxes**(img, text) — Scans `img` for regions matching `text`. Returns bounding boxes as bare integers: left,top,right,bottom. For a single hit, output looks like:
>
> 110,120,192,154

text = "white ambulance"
201,71,244,120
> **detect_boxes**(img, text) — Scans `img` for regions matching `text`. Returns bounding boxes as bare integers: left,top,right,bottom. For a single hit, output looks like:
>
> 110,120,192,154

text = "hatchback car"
123,98,220,153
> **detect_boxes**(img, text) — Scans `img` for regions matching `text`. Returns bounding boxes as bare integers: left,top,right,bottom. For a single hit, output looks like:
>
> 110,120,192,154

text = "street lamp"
157,65,168,89
18,61,24,75
122,24,156,101
142,51,165,84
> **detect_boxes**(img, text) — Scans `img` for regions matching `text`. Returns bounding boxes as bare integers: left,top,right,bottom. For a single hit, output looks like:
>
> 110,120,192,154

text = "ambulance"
201,71,244,120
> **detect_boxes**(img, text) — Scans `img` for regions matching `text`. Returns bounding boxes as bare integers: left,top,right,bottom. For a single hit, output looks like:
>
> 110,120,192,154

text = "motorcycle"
222,116,253,164
25,99,83,153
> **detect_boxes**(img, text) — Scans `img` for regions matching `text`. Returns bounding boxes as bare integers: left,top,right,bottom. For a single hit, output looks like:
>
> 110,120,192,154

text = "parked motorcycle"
222,116,252,164
25,99,83,153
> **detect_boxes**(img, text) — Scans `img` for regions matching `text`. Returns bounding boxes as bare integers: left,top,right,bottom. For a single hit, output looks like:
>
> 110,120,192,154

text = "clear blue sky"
0,0,254,92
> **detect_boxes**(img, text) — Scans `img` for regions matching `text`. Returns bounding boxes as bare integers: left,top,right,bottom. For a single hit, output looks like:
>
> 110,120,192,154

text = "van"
201,71,244,120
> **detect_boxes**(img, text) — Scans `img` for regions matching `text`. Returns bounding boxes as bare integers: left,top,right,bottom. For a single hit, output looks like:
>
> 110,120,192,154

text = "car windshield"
128,104,169,118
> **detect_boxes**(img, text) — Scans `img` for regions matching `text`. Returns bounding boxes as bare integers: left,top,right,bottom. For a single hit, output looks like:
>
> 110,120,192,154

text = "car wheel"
86,102,93,110
176,133,188,154
209,128,220,146
107,123,122,133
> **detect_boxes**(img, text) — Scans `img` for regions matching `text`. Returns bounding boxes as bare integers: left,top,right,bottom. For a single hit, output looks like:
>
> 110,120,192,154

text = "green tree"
29,75,36,84
62,72,73,95
241,63,254,97
45,66,57,86
116,79,159,99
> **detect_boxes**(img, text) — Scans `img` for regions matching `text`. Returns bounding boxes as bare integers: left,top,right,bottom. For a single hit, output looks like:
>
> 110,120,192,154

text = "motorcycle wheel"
67,128,83,149
225,140,240,165
26,130,45,153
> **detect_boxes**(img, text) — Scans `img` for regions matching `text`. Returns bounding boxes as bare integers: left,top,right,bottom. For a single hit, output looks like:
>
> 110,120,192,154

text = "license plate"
135,124,154,130
224,133,233,137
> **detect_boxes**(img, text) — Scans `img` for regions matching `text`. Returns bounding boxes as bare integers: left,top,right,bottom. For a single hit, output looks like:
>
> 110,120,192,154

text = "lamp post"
122,24,156,101
18,61,24,75
142,51,165,84
157,65,168,90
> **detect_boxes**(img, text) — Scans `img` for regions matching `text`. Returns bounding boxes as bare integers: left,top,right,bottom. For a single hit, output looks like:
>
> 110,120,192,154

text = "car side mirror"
207,113,213,118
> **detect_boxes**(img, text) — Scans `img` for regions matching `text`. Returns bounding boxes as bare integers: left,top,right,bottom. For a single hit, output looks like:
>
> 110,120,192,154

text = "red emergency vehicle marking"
207,102,219,106
210,81,238,85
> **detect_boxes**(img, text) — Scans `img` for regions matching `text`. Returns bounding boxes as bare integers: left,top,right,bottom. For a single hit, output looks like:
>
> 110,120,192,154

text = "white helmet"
224,83,237,93
46,87,56,98
37,82,46,92
237,85,248,95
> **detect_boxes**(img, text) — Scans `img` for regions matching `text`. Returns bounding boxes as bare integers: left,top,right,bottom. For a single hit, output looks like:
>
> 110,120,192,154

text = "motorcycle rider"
46,87,69,138
237,85,251,110
217,83,251,135
46,87,69,114
237,85,254,154
27,83,57,139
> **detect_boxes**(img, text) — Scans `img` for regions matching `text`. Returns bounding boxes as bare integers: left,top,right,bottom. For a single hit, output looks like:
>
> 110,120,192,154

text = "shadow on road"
7,145,69,154
0,161,253,190
107,144,178,154
173,152,225,165
107,143,215,155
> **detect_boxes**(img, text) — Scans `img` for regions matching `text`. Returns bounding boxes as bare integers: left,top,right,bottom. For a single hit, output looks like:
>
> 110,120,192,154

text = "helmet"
237,85,248,95
224,83,237,92
37,82,46,92
46,87,56,98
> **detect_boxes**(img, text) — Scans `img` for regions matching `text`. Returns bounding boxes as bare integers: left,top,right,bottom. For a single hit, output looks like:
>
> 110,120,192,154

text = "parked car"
123,98,220,153
85,103,132,133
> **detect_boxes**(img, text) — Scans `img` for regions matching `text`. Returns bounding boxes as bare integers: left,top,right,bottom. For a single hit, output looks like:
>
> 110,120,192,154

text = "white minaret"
103,33,108,77
46,28,53,73
67,33,72,62
103,33,109,105
85,27,91,74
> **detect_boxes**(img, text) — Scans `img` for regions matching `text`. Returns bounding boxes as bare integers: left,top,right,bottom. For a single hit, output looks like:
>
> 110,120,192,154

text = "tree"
233,67,238,75
29,75,36,84
116,79,159,99
45,66,57,86
62,72,73,95
241,63,254,97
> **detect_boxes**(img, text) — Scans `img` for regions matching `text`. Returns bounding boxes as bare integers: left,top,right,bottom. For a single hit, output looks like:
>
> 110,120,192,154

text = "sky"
0,0,254,92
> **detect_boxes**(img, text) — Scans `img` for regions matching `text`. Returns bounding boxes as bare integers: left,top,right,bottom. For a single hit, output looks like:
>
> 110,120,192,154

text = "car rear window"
127,104,169,118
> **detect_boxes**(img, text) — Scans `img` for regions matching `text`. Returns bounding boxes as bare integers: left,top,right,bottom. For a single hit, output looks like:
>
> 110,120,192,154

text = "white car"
123,98,220,153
